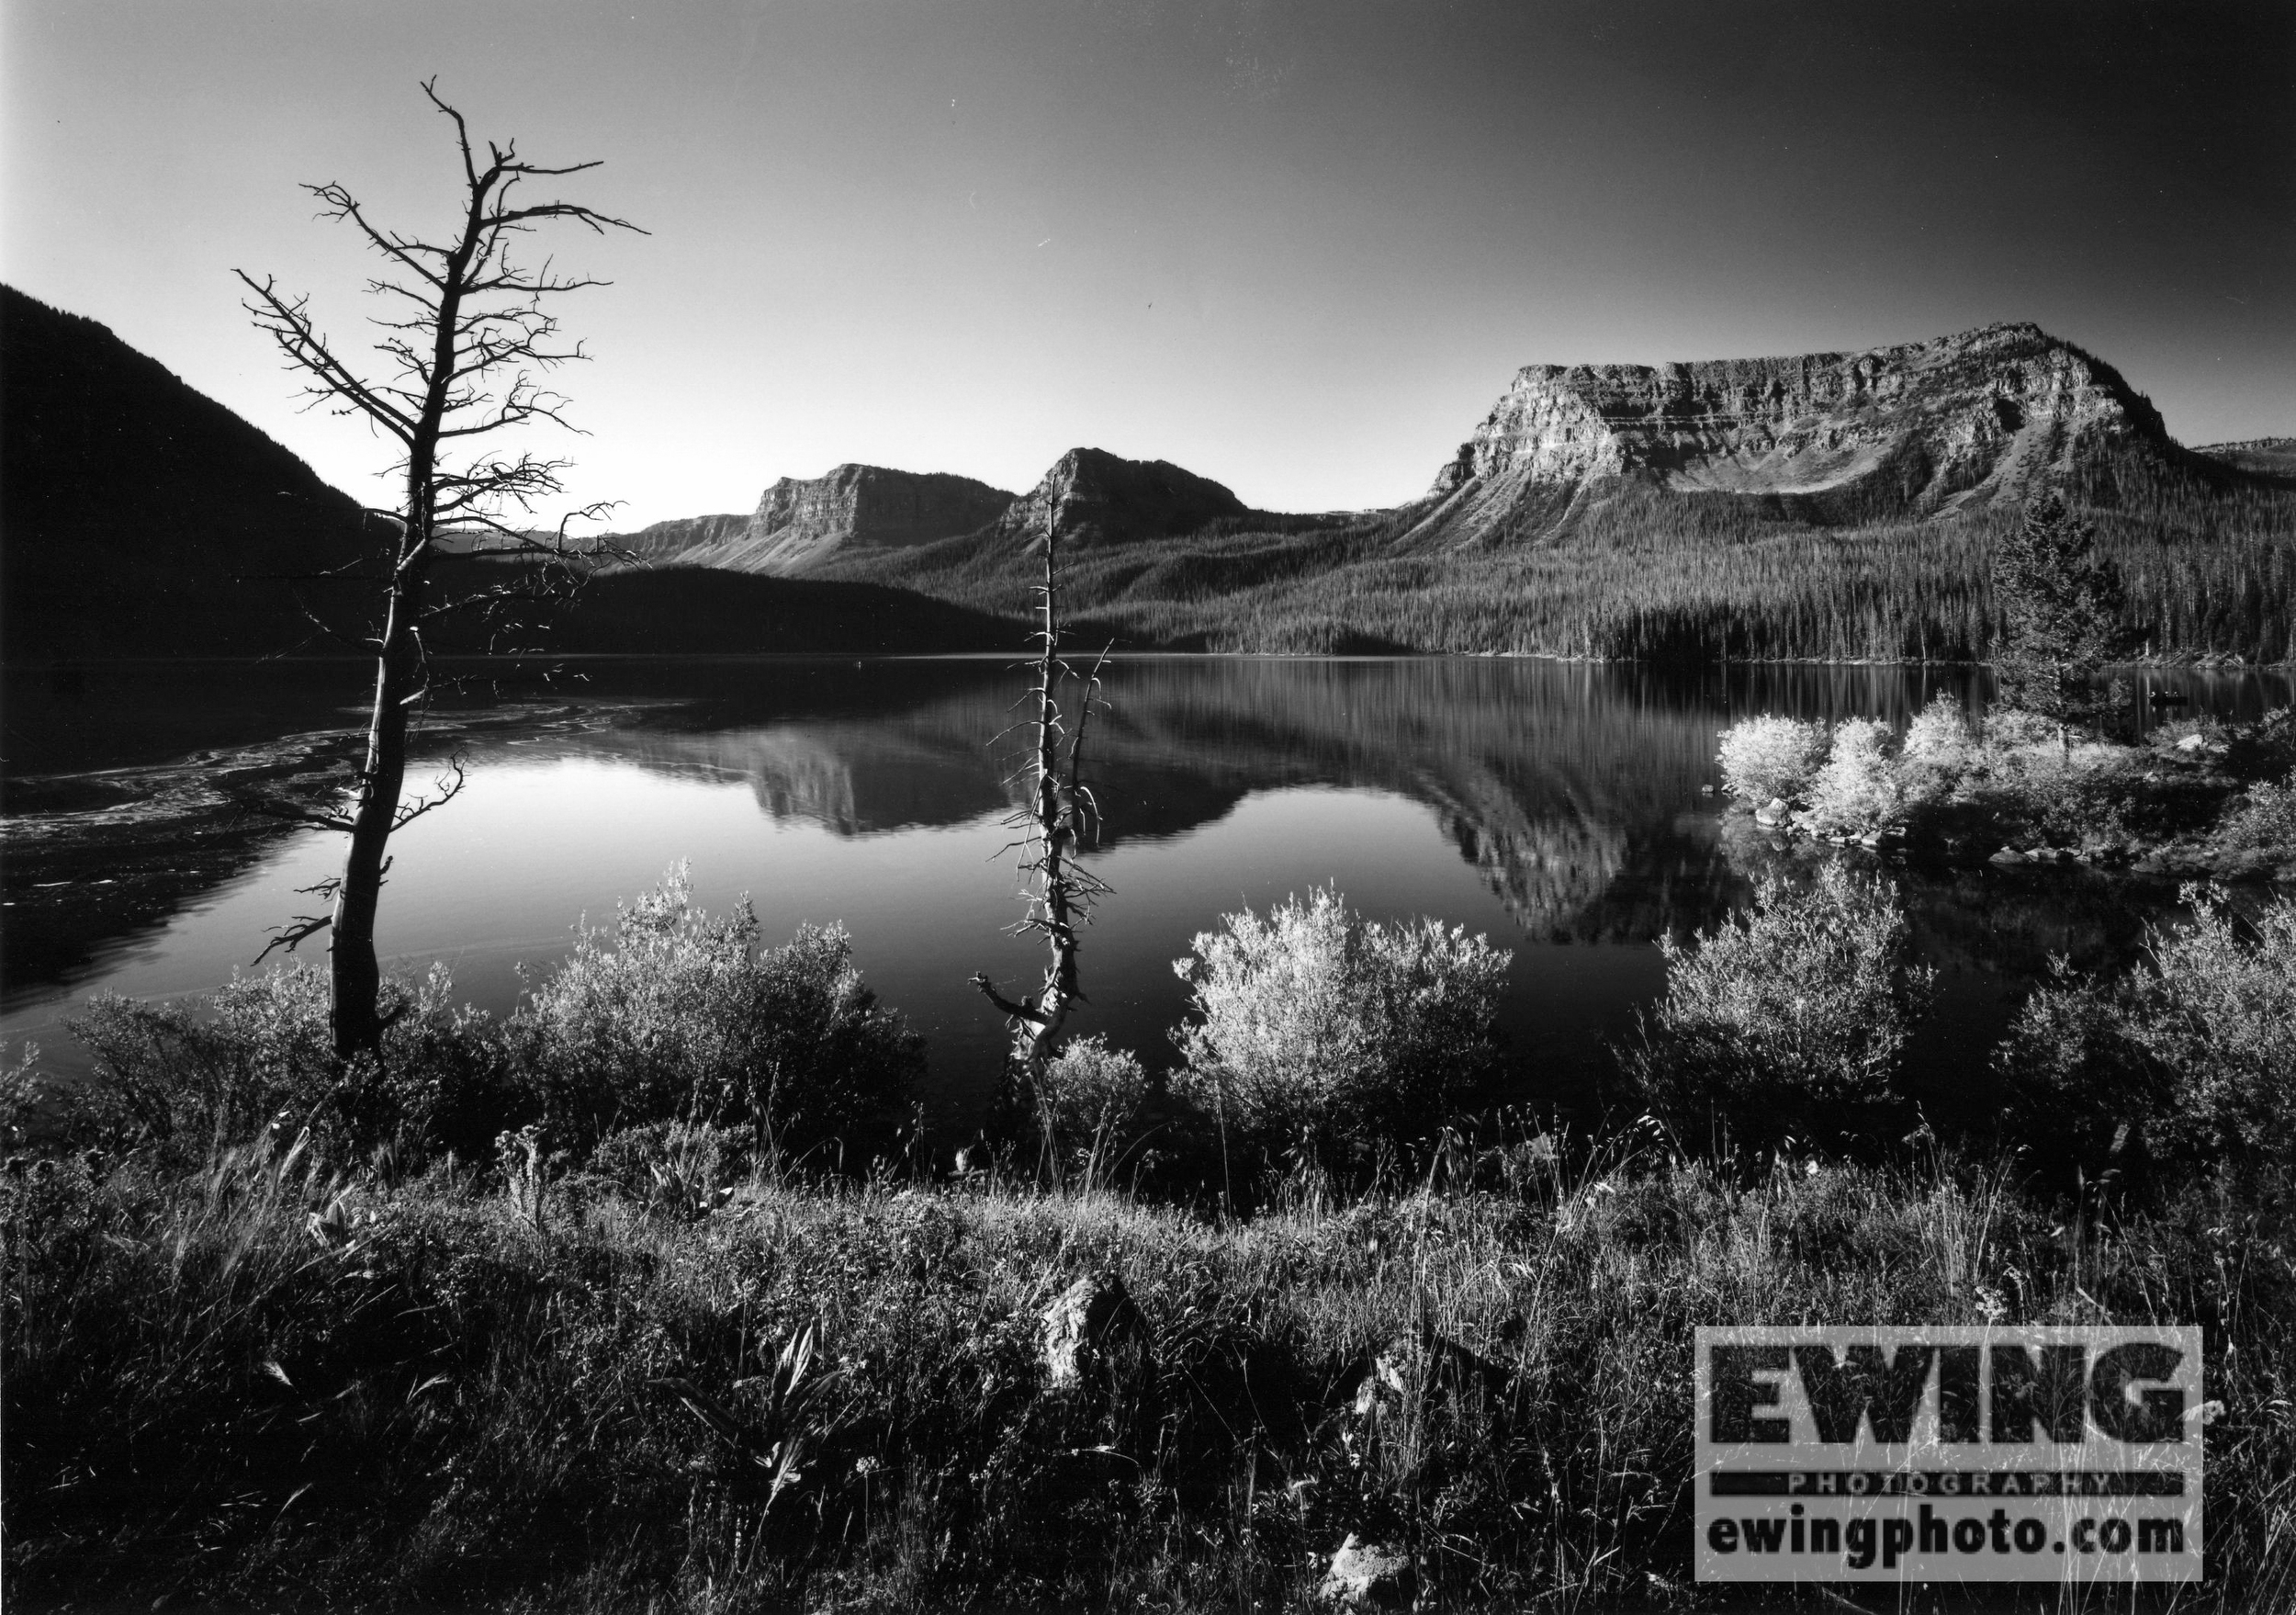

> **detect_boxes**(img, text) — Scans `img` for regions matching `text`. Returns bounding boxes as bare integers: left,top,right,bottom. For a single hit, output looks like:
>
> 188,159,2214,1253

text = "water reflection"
4,656,2288,1119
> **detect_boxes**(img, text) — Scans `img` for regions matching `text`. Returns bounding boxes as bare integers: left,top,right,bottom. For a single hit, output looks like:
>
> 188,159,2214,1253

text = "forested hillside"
821,325,2296,662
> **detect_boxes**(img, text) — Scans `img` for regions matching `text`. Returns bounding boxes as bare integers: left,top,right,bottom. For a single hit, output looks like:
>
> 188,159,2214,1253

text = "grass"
11,864,2296,1609
7,1135,2293,1611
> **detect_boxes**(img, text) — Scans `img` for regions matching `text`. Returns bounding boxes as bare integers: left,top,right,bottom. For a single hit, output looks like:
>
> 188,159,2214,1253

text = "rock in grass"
1753,797,1791,827
1349,1327,1511,1418
1041,1269,1149,1392
1989,847,2028,866
1320,1534,1417,1609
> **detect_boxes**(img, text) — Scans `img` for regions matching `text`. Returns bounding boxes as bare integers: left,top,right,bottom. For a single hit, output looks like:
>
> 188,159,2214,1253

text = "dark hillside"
0,285,371,662
428,561,1035,656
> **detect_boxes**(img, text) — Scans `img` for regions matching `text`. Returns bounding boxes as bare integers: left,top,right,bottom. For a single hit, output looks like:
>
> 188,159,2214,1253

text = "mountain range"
6,288,2291,666
602,321,2294,662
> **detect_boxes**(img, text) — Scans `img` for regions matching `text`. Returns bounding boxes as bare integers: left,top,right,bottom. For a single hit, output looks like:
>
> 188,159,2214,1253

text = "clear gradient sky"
5,1,2291,528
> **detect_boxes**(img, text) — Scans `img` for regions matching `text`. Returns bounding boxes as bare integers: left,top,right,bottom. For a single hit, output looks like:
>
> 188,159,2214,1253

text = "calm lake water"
5,656,2290,1127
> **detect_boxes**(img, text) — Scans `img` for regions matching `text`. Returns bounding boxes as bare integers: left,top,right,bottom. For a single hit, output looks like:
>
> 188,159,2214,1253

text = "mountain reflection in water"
5,656,2286,1123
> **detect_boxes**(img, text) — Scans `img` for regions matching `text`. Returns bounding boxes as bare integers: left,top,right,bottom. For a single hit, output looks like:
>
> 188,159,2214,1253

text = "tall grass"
13,865,2296,1608
9,1139,2290,1609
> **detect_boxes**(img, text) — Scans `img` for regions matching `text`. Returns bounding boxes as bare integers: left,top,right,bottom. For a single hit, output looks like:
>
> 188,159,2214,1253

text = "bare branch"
253,912,334,966
233,273,419,443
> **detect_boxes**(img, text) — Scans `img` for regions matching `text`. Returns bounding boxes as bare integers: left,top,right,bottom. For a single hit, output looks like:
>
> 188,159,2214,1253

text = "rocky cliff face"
595,513,750,568
615,466,1015,576
996,447,1247,549
1407,322,2172,548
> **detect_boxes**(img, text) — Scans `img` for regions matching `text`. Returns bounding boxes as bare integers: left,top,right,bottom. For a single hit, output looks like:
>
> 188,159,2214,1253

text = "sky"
5,0,2292,528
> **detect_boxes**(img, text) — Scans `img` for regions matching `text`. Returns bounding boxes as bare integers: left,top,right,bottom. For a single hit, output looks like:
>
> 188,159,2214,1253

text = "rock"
2177,733,2209,753
1040,1270,1150,1392
1406,322,2168,548
604,465,1017,576
1698,783,1716,796
1320,1534,1417,1610
1754,797,1791,826
1989,847,2027,866
1348,1325,1511,1418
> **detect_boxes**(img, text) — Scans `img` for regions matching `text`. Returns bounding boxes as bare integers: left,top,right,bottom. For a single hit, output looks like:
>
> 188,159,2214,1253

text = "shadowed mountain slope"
1,285,370,662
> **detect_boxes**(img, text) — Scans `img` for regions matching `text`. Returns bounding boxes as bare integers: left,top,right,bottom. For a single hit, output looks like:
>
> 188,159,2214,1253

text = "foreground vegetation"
7,858,2296,1609
1717,698,2296,880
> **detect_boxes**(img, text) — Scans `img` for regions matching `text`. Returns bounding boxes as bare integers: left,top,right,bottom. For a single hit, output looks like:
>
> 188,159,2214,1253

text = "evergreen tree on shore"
1991,489,2141,740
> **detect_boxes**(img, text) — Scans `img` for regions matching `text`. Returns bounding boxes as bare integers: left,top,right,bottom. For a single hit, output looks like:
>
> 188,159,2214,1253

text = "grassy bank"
10,1141,2293,1611
9,863,2296,1609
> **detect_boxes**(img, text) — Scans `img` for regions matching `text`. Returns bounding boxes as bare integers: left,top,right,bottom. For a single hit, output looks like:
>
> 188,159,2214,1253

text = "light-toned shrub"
2213,772,2296,855
1999,887,2296,1169
1716,715,1830,804
1803,717,1902,833
1626,864,1934,1146
1980,706,2062,752
1896,694,1975,808
1034,1036,1152,1149
517,865,923,1155
1169,887,1510,1159
65,964,504,1164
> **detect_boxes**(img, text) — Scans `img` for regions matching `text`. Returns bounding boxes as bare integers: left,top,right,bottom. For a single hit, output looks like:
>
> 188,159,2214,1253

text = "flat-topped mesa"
998,446,1249,549
746,465,1017,573
1417,322,2171,545
624,465,1017,576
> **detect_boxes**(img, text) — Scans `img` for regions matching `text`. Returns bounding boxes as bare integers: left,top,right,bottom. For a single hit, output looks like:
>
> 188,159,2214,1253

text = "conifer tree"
1991,490,2140,742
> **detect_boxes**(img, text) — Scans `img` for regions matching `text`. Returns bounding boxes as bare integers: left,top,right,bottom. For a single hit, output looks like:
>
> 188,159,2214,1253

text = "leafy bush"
2000,887,2296,1172
1802,717,1902,833
1032,1035,1154,1164
1626,864,1935,1149
2213,772,2296,856
516,866,924,1158
1168,887,1510,1163
1716,715,1830,804
63,964,511,1166
1896,693,1975,807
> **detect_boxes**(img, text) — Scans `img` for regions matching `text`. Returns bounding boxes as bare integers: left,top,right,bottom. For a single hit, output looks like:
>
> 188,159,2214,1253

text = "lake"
5,656,2290,1130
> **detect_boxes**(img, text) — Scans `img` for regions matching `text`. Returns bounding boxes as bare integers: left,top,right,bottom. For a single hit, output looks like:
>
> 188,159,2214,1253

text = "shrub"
2001,887,2296,1173
1032,1036,1154,1164
1716,715,1830,804
2213,772,2296,856
1626,864,1935,1150
1897,693,1975,807
515,865,924,1158
589,1119,748,1218
1168,887,1510,1163
1802,717,1902,833
62,965,510,1166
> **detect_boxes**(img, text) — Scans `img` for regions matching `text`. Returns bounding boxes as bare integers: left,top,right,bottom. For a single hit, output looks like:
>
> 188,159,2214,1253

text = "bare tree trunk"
973,526,1108,1092
1017,536,1080,1077
330,558,428,1057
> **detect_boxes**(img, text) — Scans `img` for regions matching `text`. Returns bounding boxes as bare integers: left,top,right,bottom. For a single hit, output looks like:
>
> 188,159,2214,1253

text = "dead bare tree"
236,80,643,1058
972,524,1112,1097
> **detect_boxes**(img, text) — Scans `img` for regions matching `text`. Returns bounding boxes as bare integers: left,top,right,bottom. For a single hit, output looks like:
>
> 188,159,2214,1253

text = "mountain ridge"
1,284,371,661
